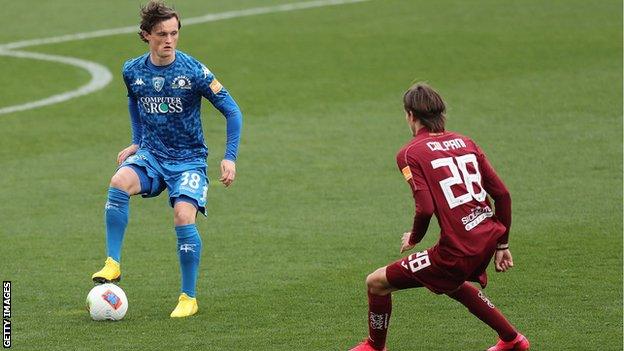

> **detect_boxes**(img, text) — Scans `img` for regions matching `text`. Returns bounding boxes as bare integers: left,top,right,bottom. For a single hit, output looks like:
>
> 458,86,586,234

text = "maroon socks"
367,292,392,350
449,283,517,342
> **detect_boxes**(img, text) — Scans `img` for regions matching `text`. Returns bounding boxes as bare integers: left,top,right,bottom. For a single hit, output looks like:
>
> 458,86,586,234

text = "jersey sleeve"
122,61,136,99
475,145,512,244
396,147,434,245
128,97,141,145
122,62,141,144
195,64,243,161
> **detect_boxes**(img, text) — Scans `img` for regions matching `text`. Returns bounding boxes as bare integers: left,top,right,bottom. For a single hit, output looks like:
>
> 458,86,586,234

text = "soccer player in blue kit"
91,1,242,318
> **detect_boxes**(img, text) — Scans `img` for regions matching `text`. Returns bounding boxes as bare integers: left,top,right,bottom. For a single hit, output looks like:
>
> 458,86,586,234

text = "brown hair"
403,83,446,133
138,1,181,43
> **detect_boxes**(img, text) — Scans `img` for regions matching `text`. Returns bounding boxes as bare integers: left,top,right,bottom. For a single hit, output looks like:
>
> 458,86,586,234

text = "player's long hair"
138,1,181,43
403,83,446,133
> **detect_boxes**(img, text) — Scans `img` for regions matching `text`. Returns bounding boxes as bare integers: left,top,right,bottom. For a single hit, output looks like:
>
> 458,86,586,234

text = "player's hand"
117,144,139,165
494,249,514,272
400,232,416,254
219,159,236,187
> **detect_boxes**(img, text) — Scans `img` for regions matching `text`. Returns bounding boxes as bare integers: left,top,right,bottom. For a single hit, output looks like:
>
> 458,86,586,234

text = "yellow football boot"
91,257,121,284
170,293,198,318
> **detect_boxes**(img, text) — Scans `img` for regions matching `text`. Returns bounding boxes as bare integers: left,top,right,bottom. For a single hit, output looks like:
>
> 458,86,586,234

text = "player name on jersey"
427,138,466,152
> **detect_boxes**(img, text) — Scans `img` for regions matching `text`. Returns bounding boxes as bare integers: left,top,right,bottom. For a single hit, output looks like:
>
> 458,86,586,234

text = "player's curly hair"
138,1,181,43
403,83,446,133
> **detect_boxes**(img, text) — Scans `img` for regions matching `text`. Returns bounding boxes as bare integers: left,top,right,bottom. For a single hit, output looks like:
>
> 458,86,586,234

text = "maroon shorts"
385,244,496,294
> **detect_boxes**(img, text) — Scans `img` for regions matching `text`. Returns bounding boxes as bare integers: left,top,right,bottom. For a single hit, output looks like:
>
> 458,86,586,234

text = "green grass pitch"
0,0,621,350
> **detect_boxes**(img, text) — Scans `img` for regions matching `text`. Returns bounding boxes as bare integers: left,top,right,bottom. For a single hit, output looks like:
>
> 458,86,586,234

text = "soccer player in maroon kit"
349,83,529,351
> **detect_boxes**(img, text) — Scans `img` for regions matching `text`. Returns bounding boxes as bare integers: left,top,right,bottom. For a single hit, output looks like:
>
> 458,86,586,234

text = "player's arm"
198,67,243,187
118,71,141,165
396,150,433,253
400,189,434,253
476,146,514,272
477,150,511,245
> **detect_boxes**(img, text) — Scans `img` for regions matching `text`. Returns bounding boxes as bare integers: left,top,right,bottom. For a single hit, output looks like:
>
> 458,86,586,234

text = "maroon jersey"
396,128,511,257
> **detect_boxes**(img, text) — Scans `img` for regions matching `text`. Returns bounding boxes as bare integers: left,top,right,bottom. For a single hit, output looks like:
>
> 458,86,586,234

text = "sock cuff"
368,291,391,307
175,224,198,239
108,187,130,204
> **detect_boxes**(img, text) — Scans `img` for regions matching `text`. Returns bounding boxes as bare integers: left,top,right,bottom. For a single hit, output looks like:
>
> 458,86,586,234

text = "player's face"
144,17,179,63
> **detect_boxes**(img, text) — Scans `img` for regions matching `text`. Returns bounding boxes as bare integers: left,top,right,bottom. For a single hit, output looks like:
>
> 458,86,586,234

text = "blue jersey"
122,50,242,162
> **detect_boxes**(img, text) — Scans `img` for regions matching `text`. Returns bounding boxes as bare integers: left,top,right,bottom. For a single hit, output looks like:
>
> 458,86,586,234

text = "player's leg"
92,166,143,283
170,199,201,317
448,283,529,351
350,266,402,351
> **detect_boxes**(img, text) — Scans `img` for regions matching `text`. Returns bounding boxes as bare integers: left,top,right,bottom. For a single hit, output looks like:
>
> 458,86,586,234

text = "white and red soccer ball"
86,284,128,321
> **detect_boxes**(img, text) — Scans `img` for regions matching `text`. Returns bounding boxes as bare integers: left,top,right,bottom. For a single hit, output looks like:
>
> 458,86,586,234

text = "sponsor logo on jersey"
172,75,192,89
462,205,493,231
401,166,413,181
131,78,145,86
152,76,165,92
139,96,184,114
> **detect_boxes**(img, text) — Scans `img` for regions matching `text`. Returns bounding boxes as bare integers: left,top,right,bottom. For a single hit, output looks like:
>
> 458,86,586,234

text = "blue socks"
105,187,130,262
175,224,202,298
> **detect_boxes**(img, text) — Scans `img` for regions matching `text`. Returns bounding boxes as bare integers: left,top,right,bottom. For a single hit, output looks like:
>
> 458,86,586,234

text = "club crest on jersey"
172,75,192,89
152,76,165,92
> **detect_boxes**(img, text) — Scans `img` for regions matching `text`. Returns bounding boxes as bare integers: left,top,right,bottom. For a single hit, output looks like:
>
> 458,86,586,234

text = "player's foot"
349,339,387,351
91,257,121,284
170,293,198,318
486,333,530,351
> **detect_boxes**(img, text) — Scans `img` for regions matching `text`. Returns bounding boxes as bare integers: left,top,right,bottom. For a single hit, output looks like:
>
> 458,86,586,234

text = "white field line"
0,0,370,115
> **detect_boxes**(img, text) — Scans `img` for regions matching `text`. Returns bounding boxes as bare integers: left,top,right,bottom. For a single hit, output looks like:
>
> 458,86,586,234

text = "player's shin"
367,292,392,350
175,224,202,297
105,187,130,262
448,283,517,342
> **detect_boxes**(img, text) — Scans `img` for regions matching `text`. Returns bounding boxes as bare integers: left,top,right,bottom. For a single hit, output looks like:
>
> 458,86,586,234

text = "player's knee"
109,173,130,191
174,208,196,226
366,267,395,295
110,169,140,194
366,271,385,294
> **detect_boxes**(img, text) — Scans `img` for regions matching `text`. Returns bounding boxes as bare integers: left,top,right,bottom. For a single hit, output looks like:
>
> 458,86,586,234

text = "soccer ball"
86,283,128,321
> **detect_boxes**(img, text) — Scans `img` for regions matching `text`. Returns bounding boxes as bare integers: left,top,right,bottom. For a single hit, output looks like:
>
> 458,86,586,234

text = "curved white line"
0,50,112,115
0,0,370,115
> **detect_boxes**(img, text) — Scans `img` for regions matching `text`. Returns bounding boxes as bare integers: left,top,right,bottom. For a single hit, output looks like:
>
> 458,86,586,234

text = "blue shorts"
120,149,209,216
